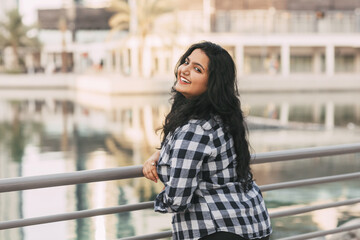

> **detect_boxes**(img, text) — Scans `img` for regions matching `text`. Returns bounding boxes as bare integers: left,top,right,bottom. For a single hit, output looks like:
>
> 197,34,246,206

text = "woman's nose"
182,65,190,75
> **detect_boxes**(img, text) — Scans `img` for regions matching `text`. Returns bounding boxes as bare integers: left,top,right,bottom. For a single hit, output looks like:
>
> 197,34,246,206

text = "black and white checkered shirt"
154,116,272,240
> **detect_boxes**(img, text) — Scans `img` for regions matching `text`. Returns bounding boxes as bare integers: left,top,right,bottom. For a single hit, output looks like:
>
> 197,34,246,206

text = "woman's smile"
179,76,191,84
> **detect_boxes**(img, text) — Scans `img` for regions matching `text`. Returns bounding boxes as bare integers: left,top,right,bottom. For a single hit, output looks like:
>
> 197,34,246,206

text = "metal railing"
0,143,360,240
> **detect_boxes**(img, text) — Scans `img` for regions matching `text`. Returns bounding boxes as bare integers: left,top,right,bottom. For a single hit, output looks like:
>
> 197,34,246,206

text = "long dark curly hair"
161,41,253,191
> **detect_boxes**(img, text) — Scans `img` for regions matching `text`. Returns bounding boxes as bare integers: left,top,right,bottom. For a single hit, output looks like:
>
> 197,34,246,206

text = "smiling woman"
142,41,272,240
174,48,210,98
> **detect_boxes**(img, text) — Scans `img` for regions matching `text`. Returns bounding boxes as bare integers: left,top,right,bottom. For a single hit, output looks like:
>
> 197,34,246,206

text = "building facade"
36,0,360,78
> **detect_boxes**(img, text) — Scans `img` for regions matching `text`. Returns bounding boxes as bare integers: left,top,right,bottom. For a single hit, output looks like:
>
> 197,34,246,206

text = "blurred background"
0,0,360,239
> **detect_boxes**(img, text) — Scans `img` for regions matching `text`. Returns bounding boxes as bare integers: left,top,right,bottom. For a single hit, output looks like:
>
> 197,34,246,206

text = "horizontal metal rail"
260,172,360,192
277,222,360,240
0,166,143,193
269,197,360,218
0,143,359,193
252,142,360,164
0,202,154,230
0,172,359,230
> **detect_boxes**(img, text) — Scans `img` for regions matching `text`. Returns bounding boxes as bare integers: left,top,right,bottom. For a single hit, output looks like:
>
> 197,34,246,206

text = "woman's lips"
179,76,191,84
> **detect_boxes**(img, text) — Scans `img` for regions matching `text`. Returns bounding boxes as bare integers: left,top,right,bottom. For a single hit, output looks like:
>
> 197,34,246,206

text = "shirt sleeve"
154,123,212,213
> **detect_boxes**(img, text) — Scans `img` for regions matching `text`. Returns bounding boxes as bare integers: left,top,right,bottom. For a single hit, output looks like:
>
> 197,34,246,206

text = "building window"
290,56,312,73
335,55,355,73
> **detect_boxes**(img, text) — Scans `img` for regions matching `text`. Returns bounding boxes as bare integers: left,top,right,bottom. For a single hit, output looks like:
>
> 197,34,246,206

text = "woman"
143,41,272,240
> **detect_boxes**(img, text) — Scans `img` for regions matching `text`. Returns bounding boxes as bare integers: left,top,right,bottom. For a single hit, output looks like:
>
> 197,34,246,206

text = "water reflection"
0,102,25,240
0,90,359,239
117,187,135,238
74,126,91,240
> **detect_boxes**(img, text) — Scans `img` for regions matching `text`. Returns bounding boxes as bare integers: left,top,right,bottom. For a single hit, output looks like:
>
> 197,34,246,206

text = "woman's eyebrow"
187,57,205,71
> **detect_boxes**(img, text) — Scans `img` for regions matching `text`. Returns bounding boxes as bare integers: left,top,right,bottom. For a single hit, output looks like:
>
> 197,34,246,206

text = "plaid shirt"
154,116,272,240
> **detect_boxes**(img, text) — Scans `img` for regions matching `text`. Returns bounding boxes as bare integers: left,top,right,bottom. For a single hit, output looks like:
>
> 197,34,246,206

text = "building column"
355,104,360,123
105,51,113,72
115,50,122,73
280,102,289,125
130,45,139,78
235,44,244,76
129,0,137,34
73,52,81,73
281,44,290,76
40,51,48,70
312,103,322,123
325,102,335,130
313,48,322,74
55,53,62,69
158,51,167,76
354,104,360,124
203,0,213,32
142,45,152,78
326,44,335,76
355,48,360,73
172,47,183,69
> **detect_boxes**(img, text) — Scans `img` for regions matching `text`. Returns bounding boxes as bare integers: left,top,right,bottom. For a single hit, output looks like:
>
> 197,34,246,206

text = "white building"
33,0,360,80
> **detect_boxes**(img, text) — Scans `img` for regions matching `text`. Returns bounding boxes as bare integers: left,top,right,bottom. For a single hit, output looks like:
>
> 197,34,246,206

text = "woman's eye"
184,61,189,65
194,67,201,73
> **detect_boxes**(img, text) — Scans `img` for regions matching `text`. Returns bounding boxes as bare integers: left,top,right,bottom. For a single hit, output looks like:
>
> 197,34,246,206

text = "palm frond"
0,8,41,68
150,0,174,15
109,13,130,28
107,0,130,14
108,0,174,38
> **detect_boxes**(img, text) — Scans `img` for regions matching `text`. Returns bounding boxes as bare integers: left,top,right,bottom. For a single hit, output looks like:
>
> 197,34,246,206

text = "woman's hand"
143,150,160,183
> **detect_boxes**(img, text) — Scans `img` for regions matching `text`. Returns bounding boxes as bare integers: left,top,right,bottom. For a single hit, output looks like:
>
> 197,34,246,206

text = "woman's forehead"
188,49,209,68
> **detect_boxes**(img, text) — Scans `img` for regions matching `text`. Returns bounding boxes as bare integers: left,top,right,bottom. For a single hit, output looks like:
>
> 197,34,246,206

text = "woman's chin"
174,84,183,93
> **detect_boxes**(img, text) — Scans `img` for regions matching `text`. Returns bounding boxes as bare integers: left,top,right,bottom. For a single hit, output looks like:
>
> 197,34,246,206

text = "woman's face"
175,48,209,98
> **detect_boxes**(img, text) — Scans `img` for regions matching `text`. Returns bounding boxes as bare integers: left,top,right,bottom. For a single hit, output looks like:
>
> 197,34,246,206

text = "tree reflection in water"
74,126,91,240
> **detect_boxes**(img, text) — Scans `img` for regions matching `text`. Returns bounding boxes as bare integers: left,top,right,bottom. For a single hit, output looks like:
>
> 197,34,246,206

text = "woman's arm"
155,124,212,213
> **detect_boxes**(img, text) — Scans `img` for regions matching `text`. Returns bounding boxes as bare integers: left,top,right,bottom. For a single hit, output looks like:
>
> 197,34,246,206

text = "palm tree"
0,9,41,71
108,0,174,77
